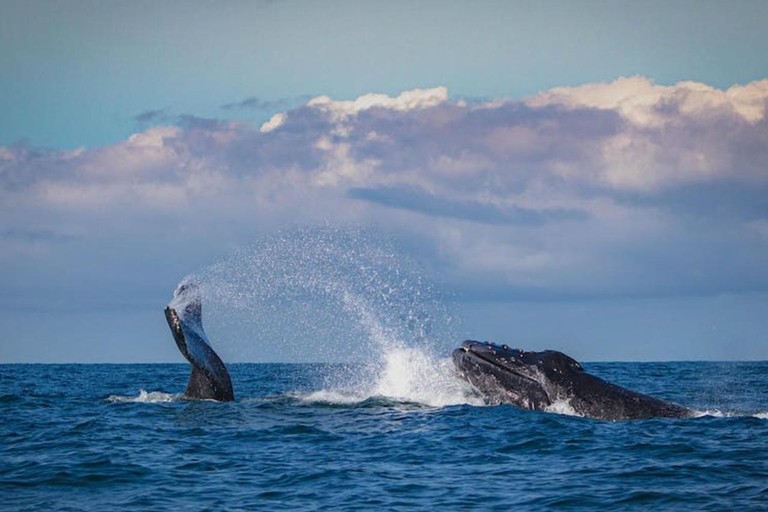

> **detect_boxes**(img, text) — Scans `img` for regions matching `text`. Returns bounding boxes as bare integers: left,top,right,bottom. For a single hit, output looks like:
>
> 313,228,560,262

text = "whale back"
453,341,693,420
562,371,692,420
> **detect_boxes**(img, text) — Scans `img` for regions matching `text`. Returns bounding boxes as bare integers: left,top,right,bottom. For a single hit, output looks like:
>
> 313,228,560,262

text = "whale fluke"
164,282,234,402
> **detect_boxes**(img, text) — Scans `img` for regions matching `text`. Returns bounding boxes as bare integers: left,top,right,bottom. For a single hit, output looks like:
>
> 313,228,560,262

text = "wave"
694,409,768,419
294,348,484,408
102,345,481,409
368,348,484,407
544,399,584,417
103,386,768,420
106,390,180,403
541,406,768,420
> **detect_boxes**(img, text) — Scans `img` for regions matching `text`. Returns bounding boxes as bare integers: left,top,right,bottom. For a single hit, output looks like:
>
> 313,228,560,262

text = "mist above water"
177,227,480,406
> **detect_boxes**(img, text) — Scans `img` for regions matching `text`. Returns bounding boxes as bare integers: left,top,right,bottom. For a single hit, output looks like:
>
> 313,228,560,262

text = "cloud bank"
2,77,767,305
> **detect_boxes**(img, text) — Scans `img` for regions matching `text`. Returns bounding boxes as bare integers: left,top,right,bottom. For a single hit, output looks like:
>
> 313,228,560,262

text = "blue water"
2,361,766,511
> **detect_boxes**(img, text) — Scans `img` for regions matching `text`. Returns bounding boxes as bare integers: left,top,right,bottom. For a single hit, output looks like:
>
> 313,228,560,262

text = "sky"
1,0,767,363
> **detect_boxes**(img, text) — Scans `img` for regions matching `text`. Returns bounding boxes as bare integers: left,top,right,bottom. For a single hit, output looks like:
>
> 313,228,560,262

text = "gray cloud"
0,229,76,242
220,95,312,111
220,97,287,111
348,186,589,225
133,109,168,124
1,77,768,306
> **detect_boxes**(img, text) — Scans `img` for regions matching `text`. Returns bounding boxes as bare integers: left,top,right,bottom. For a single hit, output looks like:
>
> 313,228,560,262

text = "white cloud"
2,77,767,300
126,125,180,148
307,86,449,121
526,76,668,127
260,112,287,133
525,76,768,127
312,137,379,186
727,79,768,122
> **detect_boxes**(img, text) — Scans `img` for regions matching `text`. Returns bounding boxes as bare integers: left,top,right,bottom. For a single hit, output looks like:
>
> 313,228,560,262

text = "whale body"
164,282,234,402
453,340,693,420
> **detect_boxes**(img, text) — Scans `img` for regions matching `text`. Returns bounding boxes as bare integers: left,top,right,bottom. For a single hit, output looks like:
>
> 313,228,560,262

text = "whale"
453,340,694,420
164,282,234,402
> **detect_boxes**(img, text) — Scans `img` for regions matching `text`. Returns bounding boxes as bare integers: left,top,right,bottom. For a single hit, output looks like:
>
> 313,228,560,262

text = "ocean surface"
2,360,766,511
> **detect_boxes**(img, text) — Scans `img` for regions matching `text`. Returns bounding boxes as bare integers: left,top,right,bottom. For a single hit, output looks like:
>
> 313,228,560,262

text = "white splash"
693,409,727,418
179,228,478,408
299,347,483,408
691,410,768,419
106,390,179,403
544,398,583,417
371,348,482,407
194,227,457,364
298,389,366,405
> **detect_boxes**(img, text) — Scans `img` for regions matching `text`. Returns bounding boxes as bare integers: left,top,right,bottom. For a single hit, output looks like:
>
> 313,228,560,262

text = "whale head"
452,340,585,410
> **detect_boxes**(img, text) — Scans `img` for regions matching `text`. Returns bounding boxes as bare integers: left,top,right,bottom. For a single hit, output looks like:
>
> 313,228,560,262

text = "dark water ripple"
1,362,767,511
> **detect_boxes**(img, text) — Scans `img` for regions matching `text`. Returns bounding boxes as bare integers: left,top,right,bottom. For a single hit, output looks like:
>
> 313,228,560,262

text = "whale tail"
164,282,234,402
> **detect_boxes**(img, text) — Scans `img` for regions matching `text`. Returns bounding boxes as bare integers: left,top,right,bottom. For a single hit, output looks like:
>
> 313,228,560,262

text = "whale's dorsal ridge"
453,341,693,420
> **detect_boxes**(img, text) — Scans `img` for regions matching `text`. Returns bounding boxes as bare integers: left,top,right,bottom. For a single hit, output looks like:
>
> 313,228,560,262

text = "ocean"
1,360,766,511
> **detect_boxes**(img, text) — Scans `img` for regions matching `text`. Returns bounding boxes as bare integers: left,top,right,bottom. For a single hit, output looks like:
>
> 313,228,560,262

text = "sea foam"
106,390,179,403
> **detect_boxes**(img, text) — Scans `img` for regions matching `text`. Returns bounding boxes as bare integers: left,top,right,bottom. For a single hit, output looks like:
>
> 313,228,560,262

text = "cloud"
260,112,287,133
2,79,768,303
348,185,589,226
525,76,768,126
221,97,289,111
307,86,449,121
133,109,168,124
0,229,76,242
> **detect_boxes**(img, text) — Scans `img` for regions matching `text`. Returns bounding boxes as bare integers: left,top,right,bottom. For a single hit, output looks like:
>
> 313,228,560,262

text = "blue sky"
3,0,768,149
1,0,767,362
